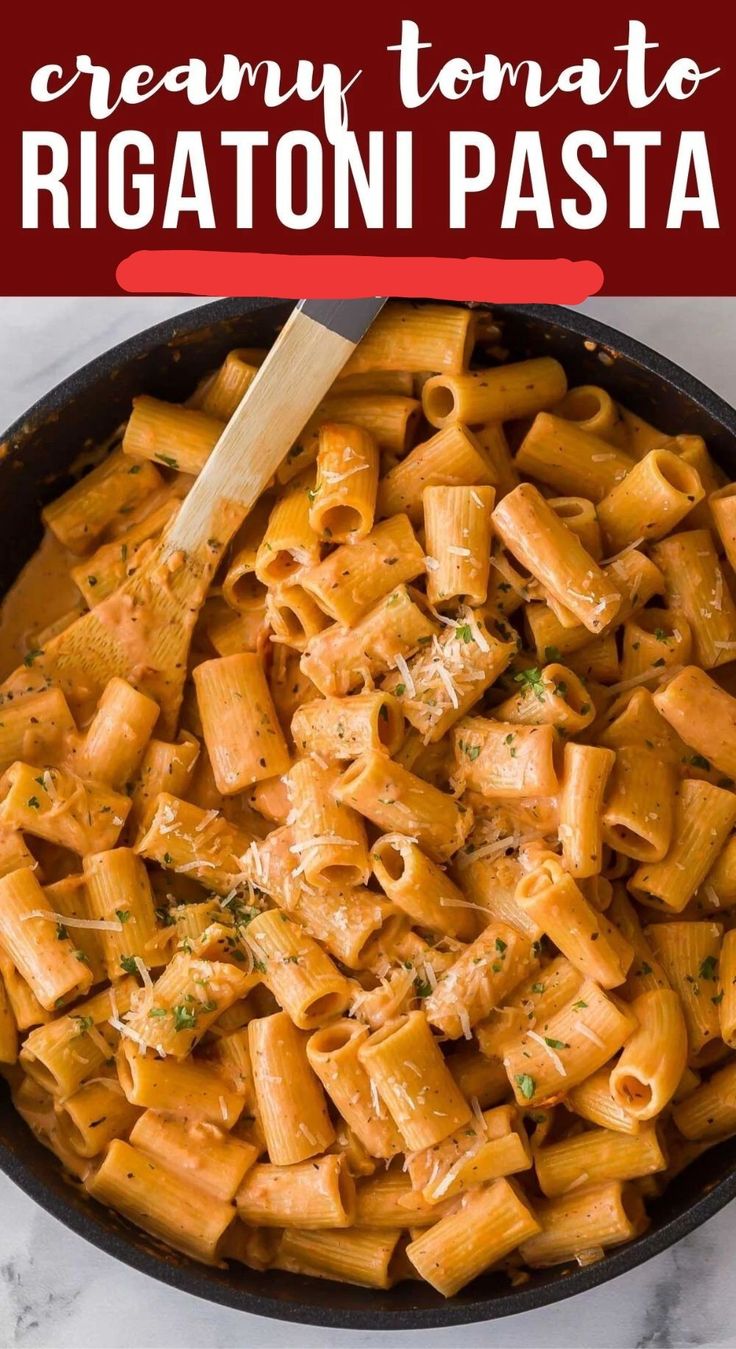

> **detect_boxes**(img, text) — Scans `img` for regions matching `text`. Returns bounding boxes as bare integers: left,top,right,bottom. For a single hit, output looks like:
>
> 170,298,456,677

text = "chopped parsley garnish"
115,909,130,924
531,982,545,995
23,648,43,667
544,1036,569,1050
56,923,68,941
72,1015,94,1035
155,453,179,469
495,937,507,954
414,977,432,999
544,646,562,662
394,683,406,697
455,624,473,643
571,999,588,1010
698,955,718,981
515,1073,536,1100
457,740,480,761
26,796,41,810
119,954,139,976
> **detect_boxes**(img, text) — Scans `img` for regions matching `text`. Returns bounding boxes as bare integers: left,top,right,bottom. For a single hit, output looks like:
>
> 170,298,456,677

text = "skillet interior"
1,297,735,1329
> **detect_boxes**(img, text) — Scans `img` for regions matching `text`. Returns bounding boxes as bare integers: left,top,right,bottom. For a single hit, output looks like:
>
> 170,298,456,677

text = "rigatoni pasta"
4,300,736,1300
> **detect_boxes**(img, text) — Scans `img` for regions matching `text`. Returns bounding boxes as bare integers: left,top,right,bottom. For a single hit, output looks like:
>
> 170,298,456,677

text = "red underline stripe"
116,252,604,303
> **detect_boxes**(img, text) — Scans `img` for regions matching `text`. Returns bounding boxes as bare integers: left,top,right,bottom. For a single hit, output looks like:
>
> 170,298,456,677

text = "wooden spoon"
5,298,387,735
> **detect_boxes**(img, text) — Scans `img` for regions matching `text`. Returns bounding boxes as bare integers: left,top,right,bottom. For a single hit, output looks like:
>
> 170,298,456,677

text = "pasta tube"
333,750,473,861
343,303,476,375
135,793,252,894
122,396,223,475
644,921,722,1057
125,953,253,1057
248,1010,335,1164
406,1178,540,1297
130,1110,256,1200
535,1123,666,1197
291,692,404,762
492,663,596,735
0,866,94,1010
20,979,136,1096
42,449,163,553
244,909,352,1029
301,585,437,698
0,762,129,855
302,515,425,624
274,1227,402,1290
503,979,636,1106
515,414,635,503
654,666,736,781
236,1153,355,1228
673,1060,736,1141
377,426,495,524
309,422,379,542
371,834,477,941
86,1139,235,1264
82,847,163,980
566,1065,641,1135
127,731,200,835
519,1181,647,1267
596,448,704,552
423,485,495,608
629,780,736,912
651,529,736,669
306,1019,403,1158
287,757,370,890
382,614,515,743
423,357,566,428
118,1044,244,1126
450,717,558,800
554,385,630,449
424,922,537,1038
254,473,321,585
558,743,615,877
407,1104,532,1203
492,484,621,634
516,860,633,989
56,1075,140,1158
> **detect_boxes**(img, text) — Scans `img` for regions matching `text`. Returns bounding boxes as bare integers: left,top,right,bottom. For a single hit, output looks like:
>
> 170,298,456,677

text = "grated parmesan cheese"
527,1029,567,1076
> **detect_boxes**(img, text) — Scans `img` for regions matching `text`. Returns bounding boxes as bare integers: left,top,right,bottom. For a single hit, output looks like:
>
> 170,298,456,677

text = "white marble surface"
0,295,735,1349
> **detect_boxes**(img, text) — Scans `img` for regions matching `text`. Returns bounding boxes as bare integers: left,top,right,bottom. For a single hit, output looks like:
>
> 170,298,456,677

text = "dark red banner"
1,0,734,295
